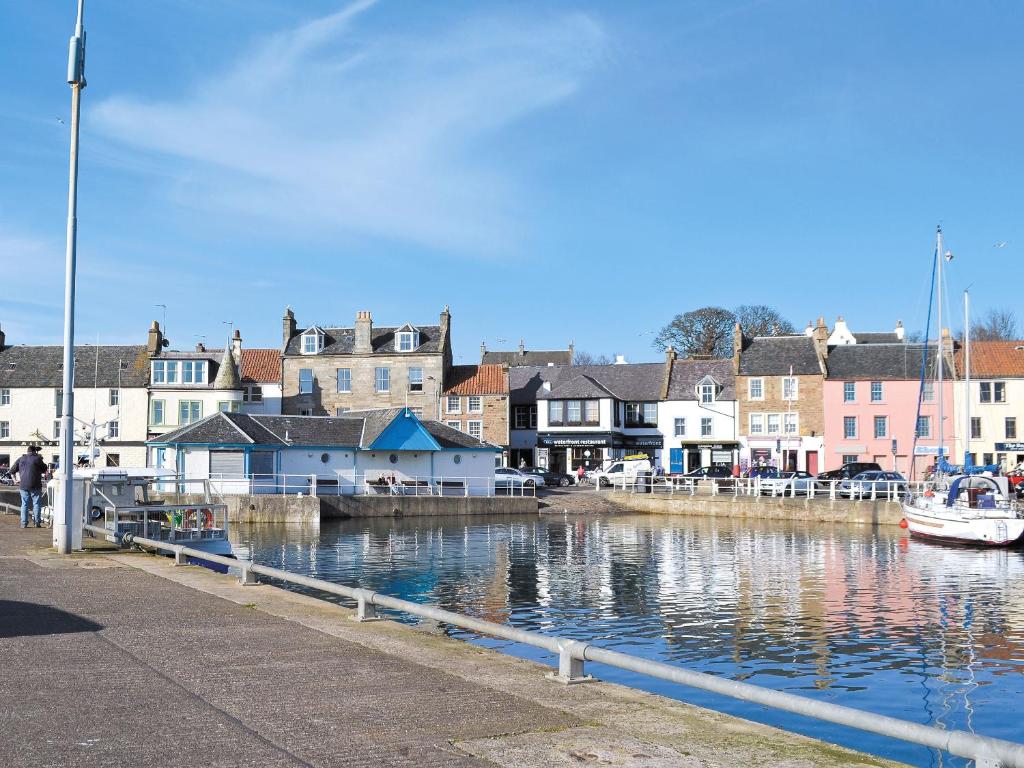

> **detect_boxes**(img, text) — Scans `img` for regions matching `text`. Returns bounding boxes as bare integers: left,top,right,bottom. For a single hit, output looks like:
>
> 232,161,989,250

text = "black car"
681,465,733,478
816,462,882,484
520,466,574,487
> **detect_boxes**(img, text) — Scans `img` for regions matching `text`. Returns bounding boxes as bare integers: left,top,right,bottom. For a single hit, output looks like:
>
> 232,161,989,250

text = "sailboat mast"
936,226,944,465
964,290,970,468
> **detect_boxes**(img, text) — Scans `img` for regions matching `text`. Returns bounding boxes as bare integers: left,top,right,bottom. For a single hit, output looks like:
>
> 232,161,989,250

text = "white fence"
600,475,924,503
204,473,536,498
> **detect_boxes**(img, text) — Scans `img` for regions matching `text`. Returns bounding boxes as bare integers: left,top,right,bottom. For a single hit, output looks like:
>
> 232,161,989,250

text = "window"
643,403,657,425
970,417,981,439
784,413,798,434
446,395,461,413
244,385,263,403
983,453,994,466
298,368,313,394
299,408,313,416
700,384,714,403
468,395,482,413
767,414,781,434
375,367,390,392
336,407,350,416
843,416,857,439
446,420,461,431
0,388,9,406
179,400,202,425
151,400,165,425
748,378,764,400
0,421,8,438
1007,418,1017,440
922,381,934,402
218,401,240,413
106,453,120,468
109,388,119,406
625,402,641,425
55,390,63,413
513,405,537,429
700,417,712,437
182,360,206,384
995,382,1006,403
152,360,165,384
584,400,599,424
407,367,423,393
874,415,887,439
467,420,482,440
108,420,119,438
782,377,798,401
843,382,855,402
674,418,686,437
916,415,931,438
301,329,323,355
749,413,764,435
151,360,178,384
397,331,419,352
980,382,991,403
548,400,564,426
53,420,61,439
566,400,582,424
842,454,860,465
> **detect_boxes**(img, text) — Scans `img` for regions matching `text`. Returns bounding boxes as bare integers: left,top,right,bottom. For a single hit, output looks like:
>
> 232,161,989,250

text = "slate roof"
666,359,736,401
825,343,950,380
854,332,901,344
0,345,150,388
955,340,1024,378
737,336,822,376
482,349,572,367
283,325,443,356
509,363,665,405
241,349,280,383
538,374,616,400
422,419,500,449
443,364,508,396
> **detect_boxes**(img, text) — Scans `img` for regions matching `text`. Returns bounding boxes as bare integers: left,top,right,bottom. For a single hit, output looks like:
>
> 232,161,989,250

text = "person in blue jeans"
11,445,47,528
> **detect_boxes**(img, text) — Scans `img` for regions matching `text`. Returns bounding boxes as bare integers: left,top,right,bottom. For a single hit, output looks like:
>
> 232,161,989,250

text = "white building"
954,340,1024,471
240,346,282,415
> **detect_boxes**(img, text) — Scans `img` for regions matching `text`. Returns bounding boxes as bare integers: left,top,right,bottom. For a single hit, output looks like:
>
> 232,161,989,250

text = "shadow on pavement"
0,600,102,638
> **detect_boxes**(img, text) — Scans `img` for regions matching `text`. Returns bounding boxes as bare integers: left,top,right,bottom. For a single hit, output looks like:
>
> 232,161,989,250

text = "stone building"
281,307,452,419
734,319,827,474
441,364,509,464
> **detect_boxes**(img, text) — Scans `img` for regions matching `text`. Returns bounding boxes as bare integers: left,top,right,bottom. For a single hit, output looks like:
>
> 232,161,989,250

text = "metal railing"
600,476,923,503
202,472,536,498
89,523,1024,768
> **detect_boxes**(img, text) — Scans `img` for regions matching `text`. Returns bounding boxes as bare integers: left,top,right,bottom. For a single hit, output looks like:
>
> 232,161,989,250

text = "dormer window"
696,375,720,404
397,330,419,352
301,328,324,355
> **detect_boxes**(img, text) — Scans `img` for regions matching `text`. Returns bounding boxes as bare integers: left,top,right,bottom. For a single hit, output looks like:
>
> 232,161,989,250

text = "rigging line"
911,246,939,480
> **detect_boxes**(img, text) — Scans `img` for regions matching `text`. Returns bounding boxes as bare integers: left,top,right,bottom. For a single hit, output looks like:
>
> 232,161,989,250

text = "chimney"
439,305,451,349
518,339,525,356
941,327,954,363
811,316,829,372
660,345,676,399
354,310,373,353
146,321,163,355
831,316,854,345
0,323,6,349
282,307,296,349
613,354,627,365
804,321,814,337
231,329,243,366
479,341,486,361
894,320,905,341
732,321,743,373
195,342,206,352
568,340,575,365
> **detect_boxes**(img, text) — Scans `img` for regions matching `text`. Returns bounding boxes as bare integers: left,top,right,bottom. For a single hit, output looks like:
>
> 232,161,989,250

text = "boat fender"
201,508,214,529
923,490,934,498
899,518,909,529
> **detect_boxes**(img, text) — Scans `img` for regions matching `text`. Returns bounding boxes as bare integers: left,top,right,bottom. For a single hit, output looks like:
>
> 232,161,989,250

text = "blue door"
669,448,683,474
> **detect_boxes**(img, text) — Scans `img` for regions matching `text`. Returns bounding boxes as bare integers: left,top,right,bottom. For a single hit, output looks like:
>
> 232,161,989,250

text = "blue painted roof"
369,408,442,451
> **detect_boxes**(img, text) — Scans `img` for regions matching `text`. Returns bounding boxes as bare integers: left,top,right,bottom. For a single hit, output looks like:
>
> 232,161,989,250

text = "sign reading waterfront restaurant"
538,434,610,447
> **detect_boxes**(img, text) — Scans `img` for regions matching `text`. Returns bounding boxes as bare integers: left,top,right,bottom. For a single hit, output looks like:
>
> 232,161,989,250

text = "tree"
573,350,611,365
970,309,1019,341
734,305,795,337
653,307,735,358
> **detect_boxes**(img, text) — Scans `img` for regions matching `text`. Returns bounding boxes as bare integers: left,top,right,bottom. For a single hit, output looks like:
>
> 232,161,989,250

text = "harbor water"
232,513,1024,766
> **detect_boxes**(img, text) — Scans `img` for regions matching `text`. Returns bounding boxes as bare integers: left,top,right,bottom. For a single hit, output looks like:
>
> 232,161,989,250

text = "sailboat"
901,227,1024,546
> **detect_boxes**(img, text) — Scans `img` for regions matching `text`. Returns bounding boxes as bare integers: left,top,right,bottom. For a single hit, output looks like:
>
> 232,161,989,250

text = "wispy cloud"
92,2,608,254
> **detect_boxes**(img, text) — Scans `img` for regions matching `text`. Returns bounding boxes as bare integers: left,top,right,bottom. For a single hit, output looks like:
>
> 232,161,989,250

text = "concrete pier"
0,516,901,767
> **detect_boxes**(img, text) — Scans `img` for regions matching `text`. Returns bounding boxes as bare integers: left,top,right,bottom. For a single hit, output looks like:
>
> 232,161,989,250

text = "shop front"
536,433,664,474
740,436,823,475
666,442,739,474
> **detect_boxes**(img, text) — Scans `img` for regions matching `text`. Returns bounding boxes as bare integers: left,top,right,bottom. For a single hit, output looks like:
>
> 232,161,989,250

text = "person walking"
11,445,47,528
576,464,585,485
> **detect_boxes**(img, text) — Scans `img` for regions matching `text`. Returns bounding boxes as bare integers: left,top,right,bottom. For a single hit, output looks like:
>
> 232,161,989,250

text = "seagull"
994,241,1007,248
56,117,65,125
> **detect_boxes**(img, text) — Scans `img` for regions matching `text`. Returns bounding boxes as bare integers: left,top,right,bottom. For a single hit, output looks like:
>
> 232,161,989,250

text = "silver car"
839,471,907,498
494,467,542,490
759,471,816,496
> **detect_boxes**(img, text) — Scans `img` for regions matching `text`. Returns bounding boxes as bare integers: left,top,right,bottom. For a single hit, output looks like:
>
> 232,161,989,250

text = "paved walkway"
0,516,899,767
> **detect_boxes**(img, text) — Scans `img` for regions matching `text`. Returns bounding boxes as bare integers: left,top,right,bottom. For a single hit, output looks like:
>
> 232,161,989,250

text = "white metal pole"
56,0,86,554
935,226,944,472
964,290,970,468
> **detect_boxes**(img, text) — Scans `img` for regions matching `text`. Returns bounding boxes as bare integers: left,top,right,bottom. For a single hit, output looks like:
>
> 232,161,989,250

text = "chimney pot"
355,310,373,353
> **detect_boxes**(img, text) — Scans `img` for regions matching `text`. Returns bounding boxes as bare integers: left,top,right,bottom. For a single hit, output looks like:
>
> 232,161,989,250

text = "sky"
1,1,1022,364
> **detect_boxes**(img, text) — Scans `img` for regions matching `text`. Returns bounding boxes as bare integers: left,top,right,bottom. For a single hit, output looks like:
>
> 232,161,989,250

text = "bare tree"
734,305,795,337
573,350,611,366
970,308,1019,341
653,307,735,358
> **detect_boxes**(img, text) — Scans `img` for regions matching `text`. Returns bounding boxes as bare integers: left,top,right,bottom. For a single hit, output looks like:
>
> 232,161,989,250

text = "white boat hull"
902,502,1024,546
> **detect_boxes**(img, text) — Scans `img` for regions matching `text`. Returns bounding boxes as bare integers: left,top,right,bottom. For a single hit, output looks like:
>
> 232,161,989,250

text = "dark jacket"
12,453,47,493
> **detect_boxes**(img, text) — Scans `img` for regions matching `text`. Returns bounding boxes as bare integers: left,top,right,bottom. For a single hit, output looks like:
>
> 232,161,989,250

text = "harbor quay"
0,516,902,768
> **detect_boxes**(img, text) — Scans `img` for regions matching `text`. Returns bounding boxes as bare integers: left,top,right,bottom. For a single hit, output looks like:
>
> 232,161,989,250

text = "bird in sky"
55,117,65,125
994,241,1008,248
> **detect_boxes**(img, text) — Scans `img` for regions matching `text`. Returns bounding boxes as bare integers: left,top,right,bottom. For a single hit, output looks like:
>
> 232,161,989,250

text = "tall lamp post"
56,0,87,554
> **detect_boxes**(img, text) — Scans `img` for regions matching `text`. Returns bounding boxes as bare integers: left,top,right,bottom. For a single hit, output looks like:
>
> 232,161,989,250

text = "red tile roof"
956,340,1024,377
241,348,280,383
443,364,508,395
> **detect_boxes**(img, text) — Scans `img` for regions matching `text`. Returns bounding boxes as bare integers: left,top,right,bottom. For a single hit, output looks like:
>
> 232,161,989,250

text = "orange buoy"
899,518,909,529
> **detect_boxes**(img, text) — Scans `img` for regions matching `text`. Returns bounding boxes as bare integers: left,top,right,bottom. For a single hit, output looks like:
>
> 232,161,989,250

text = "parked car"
593,458,652,488
839,471,907,498
759,471,816,496
520,466,573,487
494,467,541,490
816,462,883,487
681,465,733,479
744,465,778,478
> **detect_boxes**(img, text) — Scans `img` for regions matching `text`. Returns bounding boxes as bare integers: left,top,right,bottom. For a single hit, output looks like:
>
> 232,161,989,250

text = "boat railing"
85,522,1024,768
90,476,229,545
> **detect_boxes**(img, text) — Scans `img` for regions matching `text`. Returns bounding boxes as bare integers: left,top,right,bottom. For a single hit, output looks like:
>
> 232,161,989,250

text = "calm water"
231,514,1024,766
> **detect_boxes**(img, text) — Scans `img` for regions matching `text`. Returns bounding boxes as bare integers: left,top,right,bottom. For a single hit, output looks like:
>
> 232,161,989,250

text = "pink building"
822,331,956,478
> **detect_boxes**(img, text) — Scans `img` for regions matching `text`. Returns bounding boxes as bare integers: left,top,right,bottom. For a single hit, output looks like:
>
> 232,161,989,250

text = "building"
149,407,500,494
658,349,739,474
240,346,282,415
481,340,572,367
734,319,827,474
823,327,955,477
441,364,509,464
281,307,452,419
954,340,1024,471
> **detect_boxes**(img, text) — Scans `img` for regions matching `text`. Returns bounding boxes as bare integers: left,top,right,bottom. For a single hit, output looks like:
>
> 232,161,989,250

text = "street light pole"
56,0,87,554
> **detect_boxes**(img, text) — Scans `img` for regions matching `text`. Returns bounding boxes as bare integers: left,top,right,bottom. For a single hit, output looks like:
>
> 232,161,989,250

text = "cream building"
954,340,1024,471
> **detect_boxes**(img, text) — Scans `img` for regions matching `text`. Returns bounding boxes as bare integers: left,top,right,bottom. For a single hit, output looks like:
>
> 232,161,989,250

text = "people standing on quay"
11,445,47,528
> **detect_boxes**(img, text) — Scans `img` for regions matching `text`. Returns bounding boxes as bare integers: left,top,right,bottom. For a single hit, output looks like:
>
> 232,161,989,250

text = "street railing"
203,472,536,498
88,523,1024,768
599,475,922,503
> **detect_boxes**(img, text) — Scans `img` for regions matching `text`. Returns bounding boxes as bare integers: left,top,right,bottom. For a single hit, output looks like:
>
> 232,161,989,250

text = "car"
759,470,816,496
839,470,907,498
816,462,882,485
681,465,733,479
519,466,573,487
593,458,652,488
493,467,541,491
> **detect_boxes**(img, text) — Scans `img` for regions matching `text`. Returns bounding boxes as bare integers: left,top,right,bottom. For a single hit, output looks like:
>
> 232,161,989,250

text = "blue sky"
1,1,1021,363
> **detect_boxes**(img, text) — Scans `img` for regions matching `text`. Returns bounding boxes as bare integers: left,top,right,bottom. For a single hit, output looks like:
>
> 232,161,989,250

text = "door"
806,452,818,475
669,448,683,474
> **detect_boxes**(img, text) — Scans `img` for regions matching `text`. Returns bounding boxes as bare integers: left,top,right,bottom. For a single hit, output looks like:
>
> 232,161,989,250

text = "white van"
593,457,652,488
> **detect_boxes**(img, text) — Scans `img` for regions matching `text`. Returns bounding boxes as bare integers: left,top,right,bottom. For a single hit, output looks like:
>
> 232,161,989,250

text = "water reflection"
233,515,1024,766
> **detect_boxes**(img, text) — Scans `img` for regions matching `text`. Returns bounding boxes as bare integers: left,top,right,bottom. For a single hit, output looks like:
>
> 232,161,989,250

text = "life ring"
201,508,214,529
183,508,197,528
